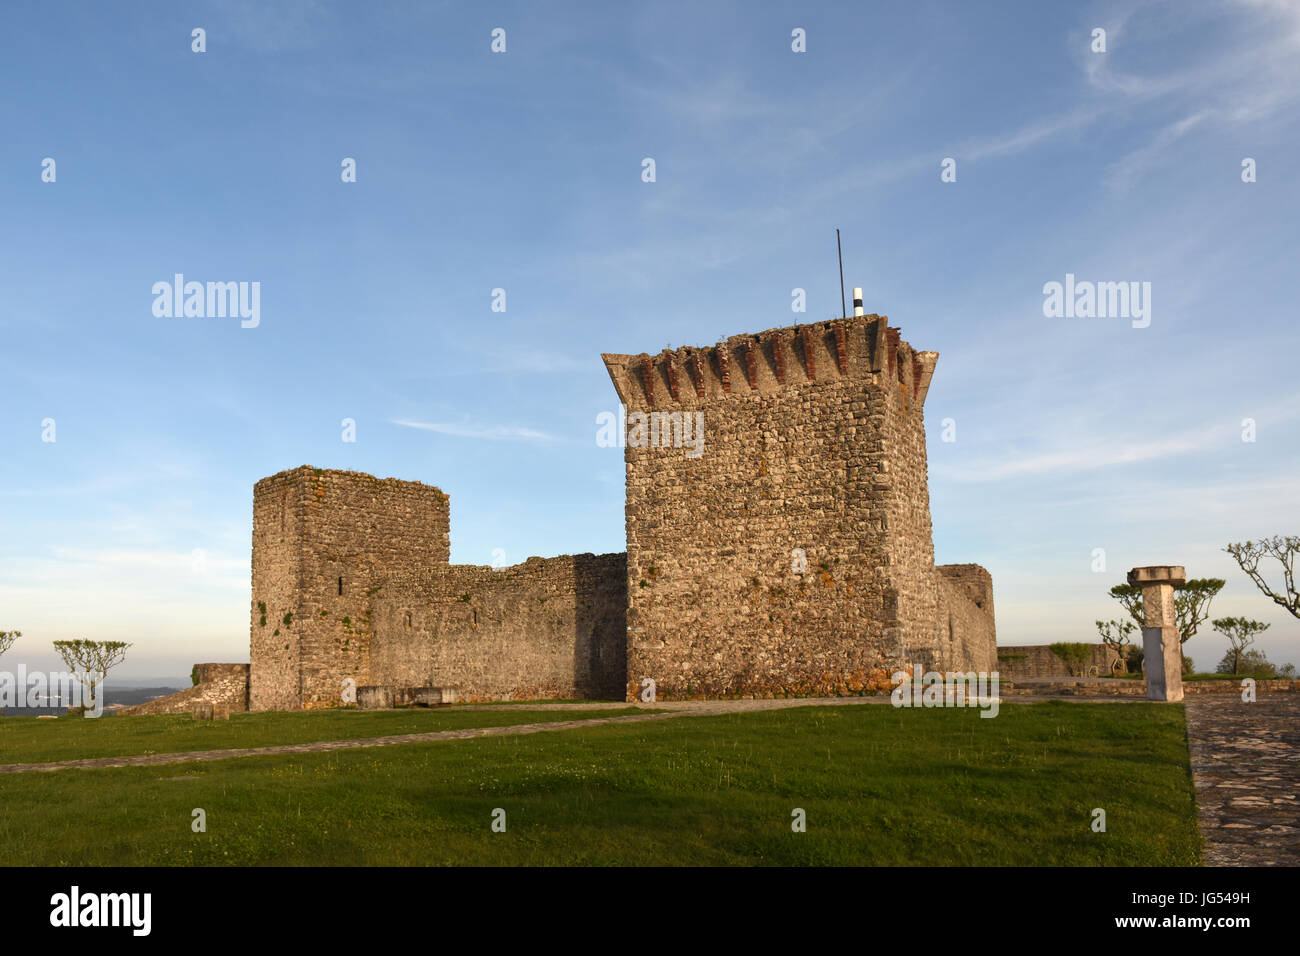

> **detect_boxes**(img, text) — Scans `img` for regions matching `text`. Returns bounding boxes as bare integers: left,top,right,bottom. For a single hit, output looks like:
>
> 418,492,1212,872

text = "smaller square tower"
249,466,451,710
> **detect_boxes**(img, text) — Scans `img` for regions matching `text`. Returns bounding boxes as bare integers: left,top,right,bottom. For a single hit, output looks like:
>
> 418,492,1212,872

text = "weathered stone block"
1143,626,1185,702
357,685,395,709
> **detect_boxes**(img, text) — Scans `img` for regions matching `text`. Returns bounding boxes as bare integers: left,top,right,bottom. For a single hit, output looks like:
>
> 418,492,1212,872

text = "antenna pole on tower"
836,229,846,319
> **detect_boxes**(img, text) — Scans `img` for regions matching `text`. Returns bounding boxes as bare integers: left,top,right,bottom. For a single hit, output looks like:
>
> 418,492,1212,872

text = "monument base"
1143,625,1184,701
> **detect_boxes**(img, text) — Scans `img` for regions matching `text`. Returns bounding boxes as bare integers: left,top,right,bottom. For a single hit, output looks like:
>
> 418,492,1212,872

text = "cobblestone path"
1184,694,1300,866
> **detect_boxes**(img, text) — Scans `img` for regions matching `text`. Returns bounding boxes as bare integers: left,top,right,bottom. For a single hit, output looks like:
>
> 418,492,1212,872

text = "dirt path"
0,696,886,774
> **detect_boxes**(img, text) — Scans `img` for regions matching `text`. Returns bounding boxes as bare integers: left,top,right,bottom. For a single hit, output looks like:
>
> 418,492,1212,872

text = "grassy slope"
0,701,1200,866
0,708,642,764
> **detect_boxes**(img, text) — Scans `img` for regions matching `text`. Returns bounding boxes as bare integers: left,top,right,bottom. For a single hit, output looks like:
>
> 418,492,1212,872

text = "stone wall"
995,643,1120,680
371,553,627,701
936,564,997,673
1001,678,1300,696
249,468,304,711
120,663,250,715
602,314,972,701
250,467,451,710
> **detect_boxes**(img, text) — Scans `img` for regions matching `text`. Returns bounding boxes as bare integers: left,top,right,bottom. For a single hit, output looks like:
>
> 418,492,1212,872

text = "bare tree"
1108,578,1224,643
51,640,131,712
1212,617,1271,674
1095,619,1135,675
1225,536,1300,619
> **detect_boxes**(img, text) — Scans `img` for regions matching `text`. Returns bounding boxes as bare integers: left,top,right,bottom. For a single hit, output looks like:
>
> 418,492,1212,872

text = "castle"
132,310,997,714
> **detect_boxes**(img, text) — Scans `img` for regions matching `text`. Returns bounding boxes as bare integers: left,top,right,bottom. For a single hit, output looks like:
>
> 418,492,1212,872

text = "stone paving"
1184,694,1300,866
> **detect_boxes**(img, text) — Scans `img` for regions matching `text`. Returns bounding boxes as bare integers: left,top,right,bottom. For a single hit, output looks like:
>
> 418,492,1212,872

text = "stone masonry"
119,663,250,716
936,564,998,675
138,309,995,713
602,313,995,699
370,554,627,701
995,644,1121,680
250,467,453,710
1129,565,1186,702
245,466,628,709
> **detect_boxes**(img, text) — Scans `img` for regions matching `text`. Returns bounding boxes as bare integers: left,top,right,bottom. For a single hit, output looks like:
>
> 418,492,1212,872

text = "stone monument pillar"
1127,566,1185,702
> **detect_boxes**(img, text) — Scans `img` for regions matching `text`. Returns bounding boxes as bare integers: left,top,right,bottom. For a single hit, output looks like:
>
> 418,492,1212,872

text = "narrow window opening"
338,576,343,596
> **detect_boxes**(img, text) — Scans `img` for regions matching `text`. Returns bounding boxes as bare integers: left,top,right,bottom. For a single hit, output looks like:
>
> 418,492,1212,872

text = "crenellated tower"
603,312,953,700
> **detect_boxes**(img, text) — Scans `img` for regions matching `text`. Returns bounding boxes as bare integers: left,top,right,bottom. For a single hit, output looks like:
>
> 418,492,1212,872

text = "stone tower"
602,313,960,700
249,466,451,710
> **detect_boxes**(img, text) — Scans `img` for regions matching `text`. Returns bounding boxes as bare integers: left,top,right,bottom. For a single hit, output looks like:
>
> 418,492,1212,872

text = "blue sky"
2,0,1298,678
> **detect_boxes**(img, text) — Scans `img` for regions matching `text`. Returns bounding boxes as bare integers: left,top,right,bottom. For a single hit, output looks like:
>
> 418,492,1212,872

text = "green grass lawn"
0,707,642,765
0,701,1201,865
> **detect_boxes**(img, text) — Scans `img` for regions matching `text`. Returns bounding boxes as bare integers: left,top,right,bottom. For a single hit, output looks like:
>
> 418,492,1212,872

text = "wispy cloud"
1080,0,1300,157
390,419,558,442
962,107,1110,162
942,422,1235,482
940,392,1300,482
1106,111,1212,190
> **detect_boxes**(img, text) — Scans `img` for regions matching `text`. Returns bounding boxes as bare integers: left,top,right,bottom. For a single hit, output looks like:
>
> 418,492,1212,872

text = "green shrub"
1048,642,1092,677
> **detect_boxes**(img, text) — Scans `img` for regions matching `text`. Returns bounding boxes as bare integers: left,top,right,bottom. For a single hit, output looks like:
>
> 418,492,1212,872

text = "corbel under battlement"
601,314,939,410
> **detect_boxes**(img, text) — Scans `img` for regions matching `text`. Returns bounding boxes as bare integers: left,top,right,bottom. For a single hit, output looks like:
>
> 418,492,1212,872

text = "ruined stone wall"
996,643,1120,679
936,564,997,673
603,314,945,700
121,663,250,716
370,553,627,701
250,467,450,710
1001,677,1300,696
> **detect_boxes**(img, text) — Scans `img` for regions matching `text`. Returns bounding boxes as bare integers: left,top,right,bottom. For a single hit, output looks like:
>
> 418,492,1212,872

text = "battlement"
254,464,448,497
602,314,938,410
